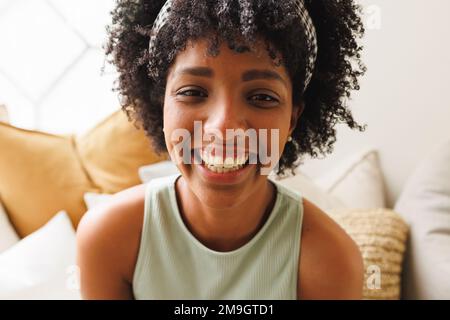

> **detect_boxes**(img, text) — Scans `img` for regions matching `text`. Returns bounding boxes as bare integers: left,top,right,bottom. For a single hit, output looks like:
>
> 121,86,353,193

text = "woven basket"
327,208,409,300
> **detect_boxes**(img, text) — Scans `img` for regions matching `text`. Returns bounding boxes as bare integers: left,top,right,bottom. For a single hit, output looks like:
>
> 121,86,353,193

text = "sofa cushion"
328,208,409,300
0,104,9,123
0,197,20,253
270,171,346,212
0,110,165,237
315,148,387,209
0,211,80,299
75,111,166,193
394,139,450,299
0,123,97,237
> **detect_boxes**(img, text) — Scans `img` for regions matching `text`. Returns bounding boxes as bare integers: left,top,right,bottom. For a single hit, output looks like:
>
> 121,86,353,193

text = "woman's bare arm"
298,199,364,300
76,185,146,300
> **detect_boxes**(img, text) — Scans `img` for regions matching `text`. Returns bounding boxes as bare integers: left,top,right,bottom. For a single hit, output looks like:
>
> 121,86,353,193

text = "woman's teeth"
201,152,249,173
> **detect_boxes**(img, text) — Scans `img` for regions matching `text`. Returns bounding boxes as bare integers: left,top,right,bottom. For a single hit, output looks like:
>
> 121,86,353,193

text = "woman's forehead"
167,38,290,82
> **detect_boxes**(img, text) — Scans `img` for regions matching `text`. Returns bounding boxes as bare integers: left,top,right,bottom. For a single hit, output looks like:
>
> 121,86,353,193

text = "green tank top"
132,173,304,299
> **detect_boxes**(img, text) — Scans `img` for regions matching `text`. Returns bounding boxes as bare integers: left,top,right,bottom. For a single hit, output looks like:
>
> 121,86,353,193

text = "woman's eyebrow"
242,69,287,87
172,66,286,87
173,67,214,79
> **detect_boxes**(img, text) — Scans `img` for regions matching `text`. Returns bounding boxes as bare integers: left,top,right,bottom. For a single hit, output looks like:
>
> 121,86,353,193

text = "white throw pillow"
83,192,114,210
314,148,387,209
395,139,450,300
0,211,80,300
0,104,9,123
270,172,346,212
0,198,19,253
139,160,180,183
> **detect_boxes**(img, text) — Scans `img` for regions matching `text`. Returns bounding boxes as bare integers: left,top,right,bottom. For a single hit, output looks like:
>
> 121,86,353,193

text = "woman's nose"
203,97,247,143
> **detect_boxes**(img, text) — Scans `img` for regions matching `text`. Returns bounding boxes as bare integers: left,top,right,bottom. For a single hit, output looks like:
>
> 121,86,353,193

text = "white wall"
301,0,450,207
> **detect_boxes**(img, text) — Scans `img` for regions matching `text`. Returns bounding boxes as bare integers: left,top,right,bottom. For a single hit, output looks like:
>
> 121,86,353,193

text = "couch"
1,106,449,300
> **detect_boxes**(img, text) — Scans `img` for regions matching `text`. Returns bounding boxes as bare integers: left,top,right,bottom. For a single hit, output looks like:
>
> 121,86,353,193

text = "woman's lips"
189,149,256,184
196,160,255,184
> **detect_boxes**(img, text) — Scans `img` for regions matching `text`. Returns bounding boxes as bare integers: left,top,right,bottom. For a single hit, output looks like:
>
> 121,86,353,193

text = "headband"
149,0,318,90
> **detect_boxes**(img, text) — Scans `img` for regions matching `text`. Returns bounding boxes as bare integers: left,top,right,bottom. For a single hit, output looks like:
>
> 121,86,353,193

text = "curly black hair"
105,0,366,176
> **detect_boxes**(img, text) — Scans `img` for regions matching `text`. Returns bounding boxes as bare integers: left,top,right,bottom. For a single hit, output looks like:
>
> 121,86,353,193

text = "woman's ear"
289,102,304,135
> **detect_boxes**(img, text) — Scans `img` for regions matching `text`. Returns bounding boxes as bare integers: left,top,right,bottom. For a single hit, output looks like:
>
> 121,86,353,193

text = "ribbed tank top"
132,173,304,300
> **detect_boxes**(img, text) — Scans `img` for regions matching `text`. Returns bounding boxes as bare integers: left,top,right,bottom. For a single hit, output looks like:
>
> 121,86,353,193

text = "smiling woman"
76,0,366,300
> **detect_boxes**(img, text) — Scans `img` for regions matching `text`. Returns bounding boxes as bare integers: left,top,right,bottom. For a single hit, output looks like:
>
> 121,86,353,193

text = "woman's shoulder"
298,198,364,299
77,184,147,291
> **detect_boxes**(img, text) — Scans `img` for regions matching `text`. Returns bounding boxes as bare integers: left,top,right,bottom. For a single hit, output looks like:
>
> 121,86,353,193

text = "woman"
77,0,366,299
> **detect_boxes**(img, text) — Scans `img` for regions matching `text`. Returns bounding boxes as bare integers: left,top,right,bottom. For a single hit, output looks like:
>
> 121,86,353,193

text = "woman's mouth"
200,150,250,173
190,149,254,183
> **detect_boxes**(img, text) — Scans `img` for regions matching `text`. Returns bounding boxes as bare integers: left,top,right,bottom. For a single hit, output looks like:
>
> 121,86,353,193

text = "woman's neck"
175,177,277,252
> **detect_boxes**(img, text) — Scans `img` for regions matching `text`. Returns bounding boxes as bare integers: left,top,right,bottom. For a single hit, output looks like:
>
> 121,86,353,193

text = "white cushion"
0,104,9,123
83,192,114,210
0,211,80,299
270,172,346,212
314,148,387,209
395,139,450,299
0,198,19,253
139,160,180,183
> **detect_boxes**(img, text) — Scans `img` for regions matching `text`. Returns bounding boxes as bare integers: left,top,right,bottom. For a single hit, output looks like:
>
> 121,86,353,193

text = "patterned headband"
149,0,318,91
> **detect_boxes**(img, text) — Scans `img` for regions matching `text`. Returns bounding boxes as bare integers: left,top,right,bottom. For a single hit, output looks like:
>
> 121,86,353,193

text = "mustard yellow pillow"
327,208,409,300
0,110,166,237
0,124,97,237
75,111,167,193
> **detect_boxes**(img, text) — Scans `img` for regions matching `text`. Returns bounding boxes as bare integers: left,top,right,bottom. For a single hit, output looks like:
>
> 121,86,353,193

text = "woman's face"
163,38,301,209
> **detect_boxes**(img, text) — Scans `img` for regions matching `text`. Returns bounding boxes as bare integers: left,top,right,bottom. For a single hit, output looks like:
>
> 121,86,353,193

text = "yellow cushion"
75,111,167,193
0,125,97,237
327,208,409,300
0,110,166,237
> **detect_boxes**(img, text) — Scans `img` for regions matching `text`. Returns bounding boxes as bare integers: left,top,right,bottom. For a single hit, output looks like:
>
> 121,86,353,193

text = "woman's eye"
249,94,279,104
177,89,207,98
